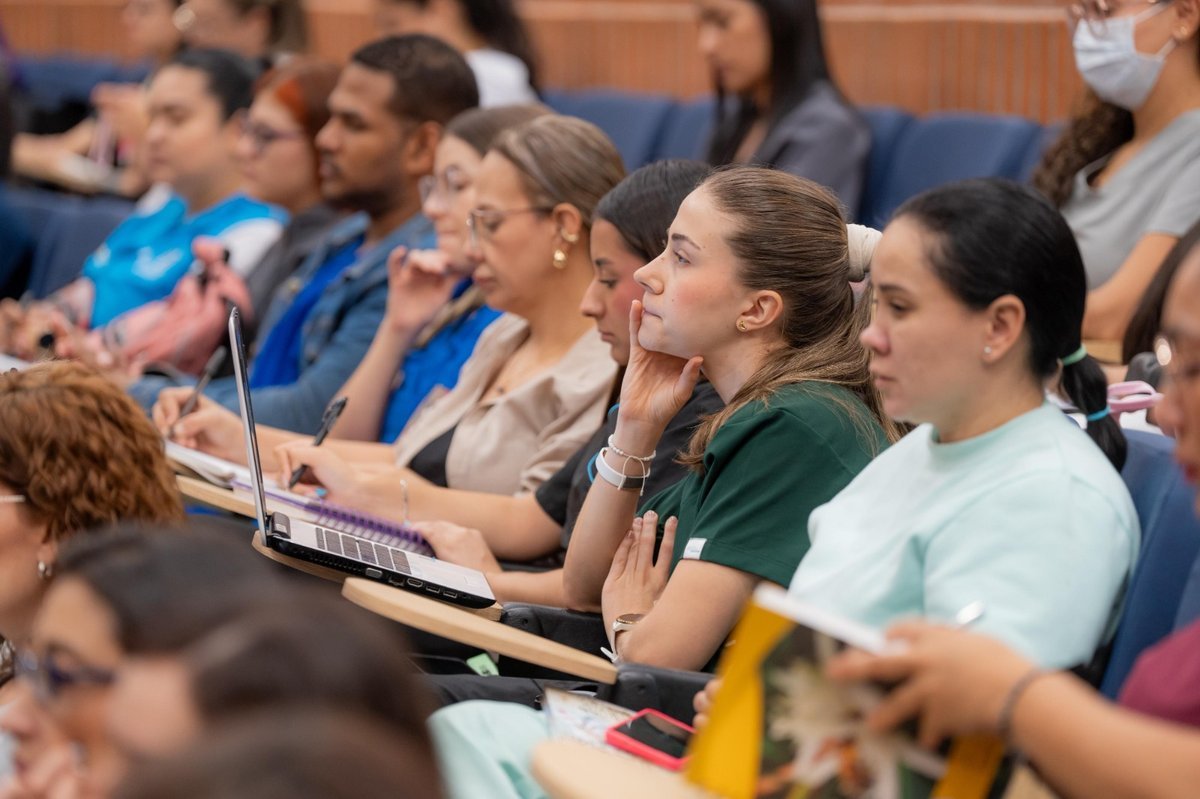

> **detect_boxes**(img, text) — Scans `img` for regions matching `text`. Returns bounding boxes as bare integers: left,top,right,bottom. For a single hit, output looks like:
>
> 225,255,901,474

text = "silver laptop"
228,307,495,609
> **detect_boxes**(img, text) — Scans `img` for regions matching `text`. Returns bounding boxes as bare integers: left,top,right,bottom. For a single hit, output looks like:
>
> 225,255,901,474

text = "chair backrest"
541,89,676,171
1100,429,1200,698
1017,122,1065,184
19,193,133,299
858,112,1041,228
855,106,914,225
651,97,715,162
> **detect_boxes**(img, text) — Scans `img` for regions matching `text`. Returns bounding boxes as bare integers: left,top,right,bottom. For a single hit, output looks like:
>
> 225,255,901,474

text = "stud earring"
552,249,568,269
983,345,993,356
37,560,53,581
737,319,748,332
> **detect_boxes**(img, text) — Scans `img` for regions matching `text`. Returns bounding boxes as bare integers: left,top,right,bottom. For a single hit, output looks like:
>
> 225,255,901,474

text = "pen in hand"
168,346,228,440
288,396,348,490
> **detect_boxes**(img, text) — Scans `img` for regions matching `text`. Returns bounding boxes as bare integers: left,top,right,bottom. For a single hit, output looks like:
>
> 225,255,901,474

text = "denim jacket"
201,211,435,433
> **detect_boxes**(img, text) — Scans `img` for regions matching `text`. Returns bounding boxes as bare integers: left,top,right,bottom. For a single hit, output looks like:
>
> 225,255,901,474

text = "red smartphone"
605,708,695,771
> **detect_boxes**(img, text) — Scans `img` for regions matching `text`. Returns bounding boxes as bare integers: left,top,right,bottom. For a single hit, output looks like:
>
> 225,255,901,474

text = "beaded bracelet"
607,435,655,464
997,667,1050,742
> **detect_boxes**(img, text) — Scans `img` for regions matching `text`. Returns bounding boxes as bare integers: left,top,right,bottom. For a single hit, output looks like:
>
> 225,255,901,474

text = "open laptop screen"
227,307,271,538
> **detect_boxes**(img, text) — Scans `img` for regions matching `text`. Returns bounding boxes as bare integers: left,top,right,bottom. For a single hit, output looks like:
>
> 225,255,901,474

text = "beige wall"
0,0,1082,121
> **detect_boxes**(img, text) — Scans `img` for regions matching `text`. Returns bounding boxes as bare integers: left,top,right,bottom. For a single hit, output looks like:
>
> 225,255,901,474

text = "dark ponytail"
895,178,1125,470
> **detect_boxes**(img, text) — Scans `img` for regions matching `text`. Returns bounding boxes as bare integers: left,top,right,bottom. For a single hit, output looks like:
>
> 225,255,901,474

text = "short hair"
0,361,184,542
350,35,479,125
167,47,261,120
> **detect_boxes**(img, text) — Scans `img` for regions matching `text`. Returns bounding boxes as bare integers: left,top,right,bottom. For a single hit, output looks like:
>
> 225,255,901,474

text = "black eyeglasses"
15,647,116,703
238,116,305,157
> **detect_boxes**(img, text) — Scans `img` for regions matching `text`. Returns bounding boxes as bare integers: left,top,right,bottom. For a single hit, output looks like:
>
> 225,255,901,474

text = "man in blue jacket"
138,34,479,432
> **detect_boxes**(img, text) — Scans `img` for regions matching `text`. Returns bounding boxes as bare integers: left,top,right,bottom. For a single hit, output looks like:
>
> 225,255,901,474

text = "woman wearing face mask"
1033,0,1200,340
0,363,184,783
698,0,869,213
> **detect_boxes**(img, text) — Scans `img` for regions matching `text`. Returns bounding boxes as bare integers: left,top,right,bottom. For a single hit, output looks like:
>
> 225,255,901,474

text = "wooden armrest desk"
531,740,717,799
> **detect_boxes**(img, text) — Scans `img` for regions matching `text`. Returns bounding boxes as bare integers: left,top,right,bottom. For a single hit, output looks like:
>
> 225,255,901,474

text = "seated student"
699,0,869,213
424,180,1141,799
372,0,539,106
1032,0,1200,340
0,362,185,781
148,103,542,438
824,217,1200,799
2,48,286,350
163,115,622,490
115,710,443,799
174,0,309,68
11,0,184,198
340,160,724,604
143,35,480,433
1122,217,1200,365
70,59,343,377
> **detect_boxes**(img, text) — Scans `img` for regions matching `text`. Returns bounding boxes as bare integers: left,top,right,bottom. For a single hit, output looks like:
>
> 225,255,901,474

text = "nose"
634,253,663,295
697,26,719,59
579,278,603,319
0,681,39,738
860,314,888,355
314,120,337,156
1158,375,1185,434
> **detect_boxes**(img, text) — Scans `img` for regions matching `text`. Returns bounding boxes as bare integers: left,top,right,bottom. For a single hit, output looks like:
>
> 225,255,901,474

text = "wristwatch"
611,613,645,635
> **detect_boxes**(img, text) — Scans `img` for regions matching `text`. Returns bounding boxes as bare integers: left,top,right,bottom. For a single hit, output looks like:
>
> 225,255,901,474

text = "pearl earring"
37,560,53,581
983,345,993,356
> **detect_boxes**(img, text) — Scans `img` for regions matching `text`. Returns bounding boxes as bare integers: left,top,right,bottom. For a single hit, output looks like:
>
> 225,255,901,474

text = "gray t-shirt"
1062,109,1200,289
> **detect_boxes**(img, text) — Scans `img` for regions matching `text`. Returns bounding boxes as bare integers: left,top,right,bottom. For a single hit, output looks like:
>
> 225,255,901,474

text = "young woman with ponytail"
788,178,1138,671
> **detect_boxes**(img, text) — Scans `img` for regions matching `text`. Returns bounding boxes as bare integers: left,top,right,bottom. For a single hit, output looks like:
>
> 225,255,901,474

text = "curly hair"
0,361,184,541
1031,90,1134,208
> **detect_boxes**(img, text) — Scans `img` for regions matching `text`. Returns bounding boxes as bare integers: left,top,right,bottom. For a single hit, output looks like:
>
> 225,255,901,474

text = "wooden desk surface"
1083,339,1122,365
531,740,717,799
344,578,608,679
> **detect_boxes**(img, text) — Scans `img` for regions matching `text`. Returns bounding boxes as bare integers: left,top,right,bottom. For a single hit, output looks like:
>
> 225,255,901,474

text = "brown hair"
0,361,184,542
679,167,897,469
257,58,340,146
114,709,443,799
445,103,551,156
489,115,626,228
227,0,309,54
1031,91,1133,207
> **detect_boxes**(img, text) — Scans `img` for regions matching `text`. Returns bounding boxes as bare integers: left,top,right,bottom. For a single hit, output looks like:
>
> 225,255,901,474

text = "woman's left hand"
601,511,677,627
412,520,502,574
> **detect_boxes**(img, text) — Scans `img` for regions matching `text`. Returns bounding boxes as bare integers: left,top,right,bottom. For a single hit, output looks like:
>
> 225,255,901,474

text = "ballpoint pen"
168,346,227,440
288,396,349,490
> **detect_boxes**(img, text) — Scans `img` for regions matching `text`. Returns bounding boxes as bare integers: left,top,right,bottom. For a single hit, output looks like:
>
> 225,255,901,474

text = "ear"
550,203,585,247
401,121,443,179
1173,0,1200,41
981,294,1027,364
736,289,785,334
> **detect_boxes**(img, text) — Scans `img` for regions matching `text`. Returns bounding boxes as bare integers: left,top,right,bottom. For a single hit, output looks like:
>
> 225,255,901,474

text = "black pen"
288,396,348,490
168,346,227,440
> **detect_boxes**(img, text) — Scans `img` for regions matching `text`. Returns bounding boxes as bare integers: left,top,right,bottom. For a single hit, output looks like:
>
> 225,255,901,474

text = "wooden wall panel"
0,0,1085,121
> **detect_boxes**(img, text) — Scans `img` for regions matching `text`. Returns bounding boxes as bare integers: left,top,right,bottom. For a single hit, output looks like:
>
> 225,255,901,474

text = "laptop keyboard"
314,527,412,576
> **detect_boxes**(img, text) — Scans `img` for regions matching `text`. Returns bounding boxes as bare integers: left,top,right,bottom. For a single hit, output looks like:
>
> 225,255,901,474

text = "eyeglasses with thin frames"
238,115,305,158
1067,0,1169,37
15,647,117,704
0,495,24,504
419,168,471,210
467,207,553,250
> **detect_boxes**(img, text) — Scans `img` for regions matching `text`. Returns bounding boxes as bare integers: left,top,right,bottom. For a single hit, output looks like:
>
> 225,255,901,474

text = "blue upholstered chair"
541,89,676,170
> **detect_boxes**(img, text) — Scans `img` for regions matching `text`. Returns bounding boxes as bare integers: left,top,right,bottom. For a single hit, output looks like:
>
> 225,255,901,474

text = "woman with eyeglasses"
268,115,621,500
0,363,184,783
1,49,286,362
1032,0,1200,341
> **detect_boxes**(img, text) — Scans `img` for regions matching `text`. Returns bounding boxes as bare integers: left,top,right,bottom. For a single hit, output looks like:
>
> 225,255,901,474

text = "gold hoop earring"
553,249,568,269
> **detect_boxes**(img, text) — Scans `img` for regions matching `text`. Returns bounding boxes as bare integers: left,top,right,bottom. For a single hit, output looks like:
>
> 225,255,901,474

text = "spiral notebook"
167,441,433,556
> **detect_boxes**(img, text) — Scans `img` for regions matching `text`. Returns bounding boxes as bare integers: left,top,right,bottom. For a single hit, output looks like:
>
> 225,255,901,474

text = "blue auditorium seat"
857,112,1041,228
541,89,676,170
1100,430,1200,698
856,107,914,225
651,97,715,162
1018,122,1064,183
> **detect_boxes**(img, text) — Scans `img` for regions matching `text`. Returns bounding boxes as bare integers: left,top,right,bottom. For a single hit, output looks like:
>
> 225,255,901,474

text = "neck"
933,373,1044,444
516,256,595,352
180,170,243,215
701,335,778,404
365,192,422,247
1133,58,1200,140
284,188,323,217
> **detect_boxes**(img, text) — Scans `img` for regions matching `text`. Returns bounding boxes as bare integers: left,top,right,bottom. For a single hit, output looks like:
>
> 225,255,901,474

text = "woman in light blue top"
791,178,1138,669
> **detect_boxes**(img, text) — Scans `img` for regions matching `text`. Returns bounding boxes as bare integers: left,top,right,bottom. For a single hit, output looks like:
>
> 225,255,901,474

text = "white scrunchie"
846,223,882,282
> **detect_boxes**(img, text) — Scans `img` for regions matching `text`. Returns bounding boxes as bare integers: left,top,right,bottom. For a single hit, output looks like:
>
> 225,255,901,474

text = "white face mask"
1073,3,1177,110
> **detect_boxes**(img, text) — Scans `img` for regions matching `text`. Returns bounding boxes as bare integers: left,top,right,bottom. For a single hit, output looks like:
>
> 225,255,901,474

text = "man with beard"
147,35,478,432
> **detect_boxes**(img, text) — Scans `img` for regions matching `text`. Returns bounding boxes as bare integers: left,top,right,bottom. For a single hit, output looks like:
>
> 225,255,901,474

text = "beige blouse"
392,314,616,495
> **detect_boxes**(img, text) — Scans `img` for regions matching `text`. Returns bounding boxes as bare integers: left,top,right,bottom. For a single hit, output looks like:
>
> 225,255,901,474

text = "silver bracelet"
607,435,655,464
997,667,1050,742
595,447,649,494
